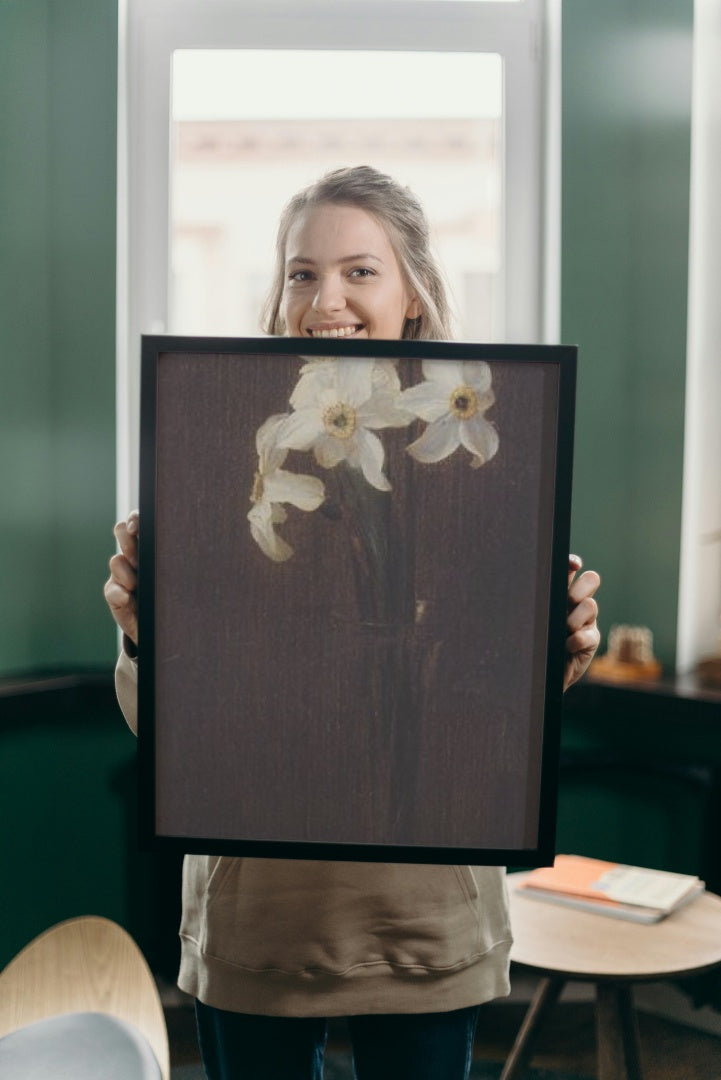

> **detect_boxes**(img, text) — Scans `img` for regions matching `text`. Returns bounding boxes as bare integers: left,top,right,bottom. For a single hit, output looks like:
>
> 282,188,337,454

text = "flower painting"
248,356,499,562
142,338,575,865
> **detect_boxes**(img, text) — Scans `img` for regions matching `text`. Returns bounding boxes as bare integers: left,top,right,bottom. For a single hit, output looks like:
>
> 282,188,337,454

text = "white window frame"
676,0,721,674
117,0,559,512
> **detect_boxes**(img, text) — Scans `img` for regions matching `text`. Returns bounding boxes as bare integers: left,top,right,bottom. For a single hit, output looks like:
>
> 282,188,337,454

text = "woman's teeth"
310,325,360,338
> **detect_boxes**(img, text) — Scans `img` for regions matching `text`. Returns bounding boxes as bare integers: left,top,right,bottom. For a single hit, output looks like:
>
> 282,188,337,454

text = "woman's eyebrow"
286,253,384,266
339,253,384,264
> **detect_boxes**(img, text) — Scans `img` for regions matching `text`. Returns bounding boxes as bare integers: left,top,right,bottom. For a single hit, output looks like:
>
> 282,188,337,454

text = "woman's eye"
349,267,375,279
288,270,313,283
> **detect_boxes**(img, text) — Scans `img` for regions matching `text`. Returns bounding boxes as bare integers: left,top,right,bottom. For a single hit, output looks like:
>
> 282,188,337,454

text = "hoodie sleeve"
115,643,139,736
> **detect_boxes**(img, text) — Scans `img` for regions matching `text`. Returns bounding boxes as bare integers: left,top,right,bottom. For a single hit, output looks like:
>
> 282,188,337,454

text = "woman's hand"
564,554,601,691
103,510,139,646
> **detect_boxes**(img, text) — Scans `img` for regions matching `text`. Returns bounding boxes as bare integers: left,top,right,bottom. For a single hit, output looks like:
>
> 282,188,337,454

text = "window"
117,0,557,510
677,2,721,673
169,49,503,340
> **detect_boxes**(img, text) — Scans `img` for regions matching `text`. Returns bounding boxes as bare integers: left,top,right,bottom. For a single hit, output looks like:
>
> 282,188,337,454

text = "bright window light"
170,50,503,341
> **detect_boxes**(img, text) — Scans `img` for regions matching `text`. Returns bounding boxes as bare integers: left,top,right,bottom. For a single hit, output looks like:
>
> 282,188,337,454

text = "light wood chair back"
0,915,169,1080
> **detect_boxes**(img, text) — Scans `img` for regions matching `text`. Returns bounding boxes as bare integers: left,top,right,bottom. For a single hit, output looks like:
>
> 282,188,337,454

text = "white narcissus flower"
398,359,499,468
277,358,412,492
248,413,326,562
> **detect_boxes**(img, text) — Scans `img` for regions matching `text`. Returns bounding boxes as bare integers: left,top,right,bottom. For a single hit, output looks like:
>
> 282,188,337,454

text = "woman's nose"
312,274,345,314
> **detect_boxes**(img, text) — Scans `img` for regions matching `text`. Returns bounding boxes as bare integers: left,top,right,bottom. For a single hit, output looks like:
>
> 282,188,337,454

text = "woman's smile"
306,323,365,339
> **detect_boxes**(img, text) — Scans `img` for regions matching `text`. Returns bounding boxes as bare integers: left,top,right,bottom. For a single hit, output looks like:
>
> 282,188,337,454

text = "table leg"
596,982,643,1080
499,976,565,1080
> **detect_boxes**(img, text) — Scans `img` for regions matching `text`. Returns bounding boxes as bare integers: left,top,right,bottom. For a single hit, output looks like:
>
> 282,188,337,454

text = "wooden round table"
503,872,721,1080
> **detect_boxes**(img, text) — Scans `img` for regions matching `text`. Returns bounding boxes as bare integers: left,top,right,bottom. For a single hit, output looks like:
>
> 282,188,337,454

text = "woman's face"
280,203,421,341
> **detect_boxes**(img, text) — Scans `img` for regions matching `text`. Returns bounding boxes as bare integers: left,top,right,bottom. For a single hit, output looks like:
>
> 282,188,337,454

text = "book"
516,854,705,924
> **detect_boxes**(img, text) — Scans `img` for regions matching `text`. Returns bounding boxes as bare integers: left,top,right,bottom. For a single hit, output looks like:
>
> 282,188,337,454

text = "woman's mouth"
307,324,364,339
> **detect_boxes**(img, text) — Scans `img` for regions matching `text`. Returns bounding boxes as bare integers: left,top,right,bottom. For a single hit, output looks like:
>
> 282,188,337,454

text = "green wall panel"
0,2,55,669
0,0,118,673
562,1,693,669
0,685,184,976
0,700,133,966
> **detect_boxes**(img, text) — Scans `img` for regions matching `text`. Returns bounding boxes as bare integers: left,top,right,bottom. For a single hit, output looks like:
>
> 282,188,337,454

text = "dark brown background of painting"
151,352,559,851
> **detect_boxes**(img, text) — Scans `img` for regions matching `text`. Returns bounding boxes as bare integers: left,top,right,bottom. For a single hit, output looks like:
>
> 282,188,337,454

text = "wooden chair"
0,915,169,1079
503,873,721,1080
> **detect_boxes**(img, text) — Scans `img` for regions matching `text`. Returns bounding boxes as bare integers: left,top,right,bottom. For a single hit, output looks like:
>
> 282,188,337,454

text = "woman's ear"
406,296,422,320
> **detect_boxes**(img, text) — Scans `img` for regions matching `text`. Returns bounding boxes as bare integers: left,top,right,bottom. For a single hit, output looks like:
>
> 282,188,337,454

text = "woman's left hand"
564,555,601,691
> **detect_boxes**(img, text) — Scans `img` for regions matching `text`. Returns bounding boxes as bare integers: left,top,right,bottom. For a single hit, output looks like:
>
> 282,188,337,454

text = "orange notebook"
517,854,704,923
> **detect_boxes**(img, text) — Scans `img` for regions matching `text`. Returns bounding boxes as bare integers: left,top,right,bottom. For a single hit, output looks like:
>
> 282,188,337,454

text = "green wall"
562,0,693,669
0,0,132,969
0,0,118,674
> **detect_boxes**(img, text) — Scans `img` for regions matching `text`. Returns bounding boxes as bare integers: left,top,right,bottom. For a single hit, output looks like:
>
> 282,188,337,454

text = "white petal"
248,504,293,561
397,381,449,422
269,503,288,525
462,360,493,394
314,434,349,469
354,428,391,491
421,359,465,390
290,362,337,409
298,356,338,373
265,469,325,510
371,359,401,394
358,393,413,430
276,409,323,451
476,388,495,414
256,413,290,471
459,416,499,464
336,358,373,406
406,415,461,463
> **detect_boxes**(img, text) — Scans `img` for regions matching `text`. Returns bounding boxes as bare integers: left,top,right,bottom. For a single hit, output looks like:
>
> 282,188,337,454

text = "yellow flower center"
449,385,479,420
322,401,357,440
251,471,264,503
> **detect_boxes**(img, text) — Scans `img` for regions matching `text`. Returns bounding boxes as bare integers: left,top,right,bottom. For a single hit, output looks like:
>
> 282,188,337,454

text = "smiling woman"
263,167,451,341
106,160,600,1080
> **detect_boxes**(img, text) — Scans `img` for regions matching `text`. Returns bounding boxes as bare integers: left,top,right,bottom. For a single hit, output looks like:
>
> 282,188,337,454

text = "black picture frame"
138,335,576,865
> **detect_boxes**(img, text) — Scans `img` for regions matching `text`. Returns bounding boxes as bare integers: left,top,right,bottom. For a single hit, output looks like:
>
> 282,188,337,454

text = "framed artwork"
137,336,576,865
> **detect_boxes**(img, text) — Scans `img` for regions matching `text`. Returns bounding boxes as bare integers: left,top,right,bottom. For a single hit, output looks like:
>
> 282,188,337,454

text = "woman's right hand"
104,509,139,646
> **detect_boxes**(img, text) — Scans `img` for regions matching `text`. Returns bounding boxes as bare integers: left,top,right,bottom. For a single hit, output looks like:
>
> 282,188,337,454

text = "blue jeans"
195,1000,481,1080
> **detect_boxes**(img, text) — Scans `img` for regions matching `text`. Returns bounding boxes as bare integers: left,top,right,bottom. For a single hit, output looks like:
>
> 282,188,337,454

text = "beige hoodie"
116,650,512,1016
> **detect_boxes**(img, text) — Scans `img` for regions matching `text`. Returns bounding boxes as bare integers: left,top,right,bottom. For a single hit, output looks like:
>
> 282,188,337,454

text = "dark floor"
166,993,721,1079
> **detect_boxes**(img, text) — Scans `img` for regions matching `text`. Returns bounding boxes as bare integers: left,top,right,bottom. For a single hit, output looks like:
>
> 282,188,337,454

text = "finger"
568,569,601,607
564,650,595,691
103,577,133,612
113,519,139,568
566,595,599,634
568,553,583,585
566,624,601,657
103,579,139,642
108,553,137,591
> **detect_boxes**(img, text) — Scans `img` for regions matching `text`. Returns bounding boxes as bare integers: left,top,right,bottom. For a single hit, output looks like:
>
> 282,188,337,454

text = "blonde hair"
262,165,453,341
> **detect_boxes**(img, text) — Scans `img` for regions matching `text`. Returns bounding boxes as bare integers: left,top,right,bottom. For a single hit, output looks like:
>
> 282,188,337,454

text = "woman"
105,166,601,1080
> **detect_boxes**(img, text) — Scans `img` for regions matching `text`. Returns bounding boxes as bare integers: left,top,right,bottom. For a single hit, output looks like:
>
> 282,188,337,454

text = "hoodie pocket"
187,858,508,976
